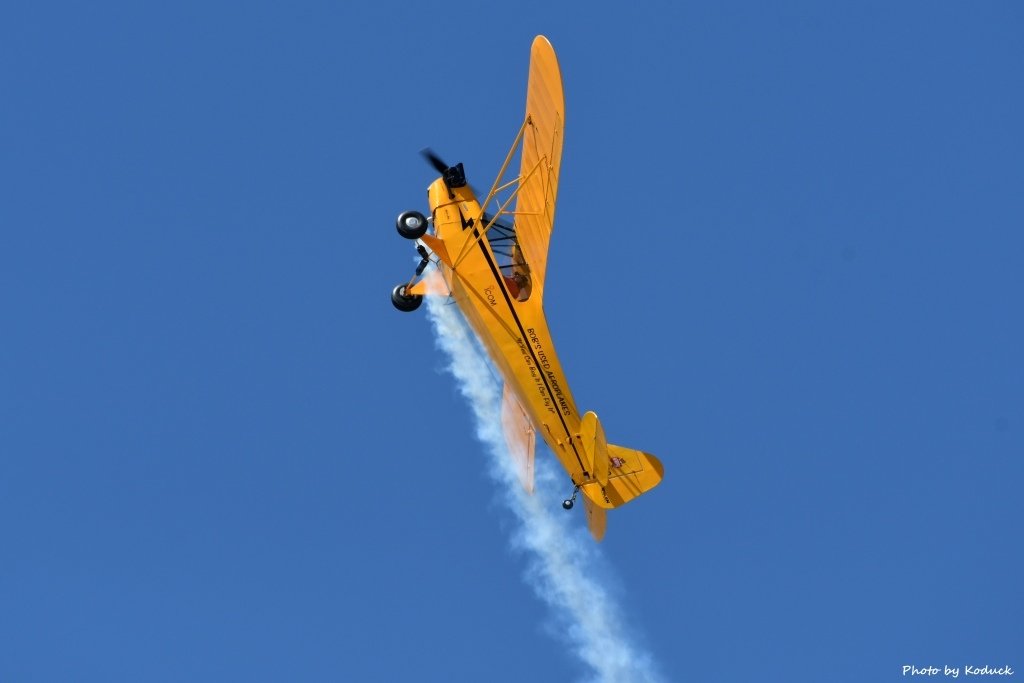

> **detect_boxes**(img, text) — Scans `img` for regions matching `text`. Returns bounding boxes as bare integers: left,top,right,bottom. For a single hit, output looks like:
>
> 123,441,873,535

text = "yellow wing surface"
500,383,536,494
514,36,564,301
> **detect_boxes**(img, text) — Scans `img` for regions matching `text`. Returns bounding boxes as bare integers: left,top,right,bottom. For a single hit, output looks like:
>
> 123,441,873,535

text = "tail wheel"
391,284,423,312
562,484,580,510
396,210,428,239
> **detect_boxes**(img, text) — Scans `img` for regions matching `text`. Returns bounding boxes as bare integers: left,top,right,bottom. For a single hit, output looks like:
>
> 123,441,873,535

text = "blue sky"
2,2,1021,681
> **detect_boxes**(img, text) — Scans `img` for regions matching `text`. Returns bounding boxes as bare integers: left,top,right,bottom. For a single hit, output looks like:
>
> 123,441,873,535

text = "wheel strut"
415,244,430,276
562,485,580,510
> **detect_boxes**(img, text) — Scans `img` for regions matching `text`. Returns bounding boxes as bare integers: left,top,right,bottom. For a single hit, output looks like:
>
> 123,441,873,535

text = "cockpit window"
482,212,532,302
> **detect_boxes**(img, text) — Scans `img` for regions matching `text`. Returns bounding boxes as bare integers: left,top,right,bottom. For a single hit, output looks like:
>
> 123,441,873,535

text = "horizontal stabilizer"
583,495,607,542
581,445,663,510
575,412,664,510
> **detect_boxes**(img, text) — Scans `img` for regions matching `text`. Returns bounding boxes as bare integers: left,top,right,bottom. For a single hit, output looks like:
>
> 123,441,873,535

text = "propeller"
420,148,449,175
419,147,467,189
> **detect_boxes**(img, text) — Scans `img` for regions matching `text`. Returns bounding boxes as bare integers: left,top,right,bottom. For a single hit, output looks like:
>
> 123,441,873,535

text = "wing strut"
450,122,543,270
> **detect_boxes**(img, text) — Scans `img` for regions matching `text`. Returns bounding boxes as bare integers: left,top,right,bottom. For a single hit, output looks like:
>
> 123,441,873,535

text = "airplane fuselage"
428,179,592,485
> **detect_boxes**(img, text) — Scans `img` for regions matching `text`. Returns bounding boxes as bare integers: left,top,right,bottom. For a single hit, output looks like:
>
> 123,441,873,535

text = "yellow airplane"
390,36,663,541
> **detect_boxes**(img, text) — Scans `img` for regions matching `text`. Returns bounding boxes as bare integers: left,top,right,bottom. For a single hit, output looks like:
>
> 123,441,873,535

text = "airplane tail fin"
577,411,664,511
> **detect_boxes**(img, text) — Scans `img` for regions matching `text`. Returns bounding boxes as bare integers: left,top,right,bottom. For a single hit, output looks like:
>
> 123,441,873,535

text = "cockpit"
481,212,533,302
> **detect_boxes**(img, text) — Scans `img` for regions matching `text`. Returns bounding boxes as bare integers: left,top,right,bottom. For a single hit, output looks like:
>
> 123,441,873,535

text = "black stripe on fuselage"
467,222,588,477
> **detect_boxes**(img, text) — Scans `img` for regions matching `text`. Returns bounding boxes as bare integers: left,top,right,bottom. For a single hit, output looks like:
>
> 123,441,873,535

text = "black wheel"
562,499,574,510
391,284,423,312
396,210,428,239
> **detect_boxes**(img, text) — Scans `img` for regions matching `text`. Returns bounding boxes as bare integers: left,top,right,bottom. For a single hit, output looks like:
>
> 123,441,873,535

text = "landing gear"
414,244,430,277
392,222,432,312
562,485,580,510
391,283,423,312
396,210,428,239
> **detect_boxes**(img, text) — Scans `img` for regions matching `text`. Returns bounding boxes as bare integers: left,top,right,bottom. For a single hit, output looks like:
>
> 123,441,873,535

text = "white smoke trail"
425,292,664,683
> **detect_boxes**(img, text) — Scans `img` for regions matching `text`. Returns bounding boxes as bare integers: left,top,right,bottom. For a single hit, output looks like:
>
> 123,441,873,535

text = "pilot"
504,244,532,301
505,272,531,302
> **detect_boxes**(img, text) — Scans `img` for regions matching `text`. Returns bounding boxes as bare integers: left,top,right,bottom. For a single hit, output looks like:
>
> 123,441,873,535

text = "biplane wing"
512,36,564,301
